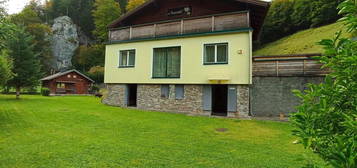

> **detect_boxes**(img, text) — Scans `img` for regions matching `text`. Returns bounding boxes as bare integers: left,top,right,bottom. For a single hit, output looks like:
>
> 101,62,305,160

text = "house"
103,0,270,118
41,69,94,95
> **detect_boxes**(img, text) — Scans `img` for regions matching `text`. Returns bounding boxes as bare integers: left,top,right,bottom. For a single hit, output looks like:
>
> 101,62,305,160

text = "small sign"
168,6,192,16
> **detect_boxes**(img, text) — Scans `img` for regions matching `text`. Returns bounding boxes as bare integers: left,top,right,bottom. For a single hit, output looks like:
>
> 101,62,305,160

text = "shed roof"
40,69,95,83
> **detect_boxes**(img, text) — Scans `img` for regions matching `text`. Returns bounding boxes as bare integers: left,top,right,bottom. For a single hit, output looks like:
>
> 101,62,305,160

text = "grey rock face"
51,16,79,71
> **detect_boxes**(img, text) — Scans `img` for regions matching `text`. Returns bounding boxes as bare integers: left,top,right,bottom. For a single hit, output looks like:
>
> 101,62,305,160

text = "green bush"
291,1,357,167
41,87,50,96
90,85,100,94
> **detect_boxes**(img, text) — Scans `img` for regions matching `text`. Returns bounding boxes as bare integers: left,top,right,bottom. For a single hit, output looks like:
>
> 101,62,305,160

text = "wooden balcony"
109,11,250,42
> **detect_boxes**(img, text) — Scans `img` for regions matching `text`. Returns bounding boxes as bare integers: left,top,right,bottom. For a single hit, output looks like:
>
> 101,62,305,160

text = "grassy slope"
0,95,326,168
254,22,350,56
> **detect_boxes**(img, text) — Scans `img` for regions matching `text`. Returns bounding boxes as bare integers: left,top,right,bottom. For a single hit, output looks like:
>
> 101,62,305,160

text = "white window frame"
119,49,135,68
203,43,228,65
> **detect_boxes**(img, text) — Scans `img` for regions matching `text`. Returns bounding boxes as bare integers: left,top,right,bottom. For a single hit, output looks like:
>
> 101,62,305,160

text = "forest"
0,0,342,95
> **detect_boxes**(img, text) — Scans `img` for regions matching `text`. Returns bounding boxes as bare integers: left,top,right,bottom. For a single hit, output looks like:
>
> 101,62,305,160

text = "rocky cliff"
51,16,79,71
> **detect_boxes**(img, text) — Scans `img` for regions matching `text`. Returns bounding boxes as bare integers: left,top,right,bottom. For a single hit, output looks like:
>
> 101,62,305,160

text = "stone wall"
250,77,324,117
102,84,126,107
137,85,207,115
236,85,250,118
103,84,250,118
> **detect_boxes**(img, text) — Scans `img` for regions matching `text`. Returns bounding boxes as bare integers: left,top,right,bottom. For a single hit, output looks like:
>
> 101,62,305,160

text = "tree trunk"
16,86,20,99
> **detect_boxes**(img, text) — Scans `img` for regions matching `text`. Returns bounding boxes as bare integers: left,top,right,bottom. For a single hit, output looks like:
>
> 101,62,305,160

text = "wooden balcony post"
180,20,184,34
276,60,279,77
129,26,133,40
211,16,215,31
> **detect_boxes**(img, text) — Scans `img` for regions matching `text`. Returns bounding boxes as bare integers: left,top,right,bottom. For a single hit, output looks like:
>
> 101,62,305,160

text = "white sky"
4,0,271,15
5,0,45,14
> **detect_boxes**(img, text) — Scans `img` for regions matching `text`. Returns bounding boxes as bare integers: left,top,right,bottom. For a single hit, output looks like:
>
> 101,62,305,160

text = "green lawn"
0,95,325,167
254,22,351,56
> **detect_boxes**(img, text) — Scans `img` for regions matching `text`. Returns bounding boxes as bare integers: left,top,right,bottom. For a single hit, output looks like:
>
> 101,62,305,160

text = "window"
153,47,181,78
161,85,170,98
204,43,228,64
57,83,65,89
119,50,135,67
175,85,184,99
67,75,71,78
73,75,77,78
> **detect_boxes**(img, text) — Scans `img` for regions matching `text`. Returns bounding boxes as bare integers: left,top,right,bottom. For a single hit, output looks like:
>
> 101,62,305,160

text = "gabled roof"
108,0,270,28
41,69,95,83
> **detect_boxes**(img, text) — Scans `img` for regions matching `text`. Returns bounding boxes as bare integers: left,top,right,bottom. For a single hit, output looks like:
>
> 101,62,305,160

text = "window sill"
118,66,135,68
204,62,228,65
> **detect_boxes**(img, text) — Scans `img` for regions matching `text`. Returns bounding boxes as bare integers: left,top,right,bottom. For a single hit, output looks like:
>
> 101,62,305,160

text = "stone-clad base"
103,84,250,118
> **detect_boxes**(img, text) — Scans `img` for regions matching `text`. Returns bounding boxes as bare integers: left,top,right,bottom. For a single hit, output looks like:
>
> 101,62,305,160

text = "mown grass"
254,22,351,56
0,95,326,167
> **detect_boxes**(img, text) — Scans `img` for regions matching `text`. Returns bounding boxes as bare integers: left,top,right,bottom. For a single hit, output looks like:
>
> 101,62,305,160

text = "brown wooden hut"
41,70,95,95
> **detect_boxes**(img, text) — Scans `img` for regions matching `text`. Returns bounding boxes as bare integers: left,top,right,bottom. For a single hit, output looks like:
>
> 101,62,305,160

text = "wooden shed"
41,70,95,95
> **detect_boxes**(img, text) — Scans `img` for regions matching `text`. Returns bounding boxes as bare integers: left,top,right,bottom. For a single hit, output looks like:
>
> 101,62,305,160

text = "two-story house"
103,0,270,118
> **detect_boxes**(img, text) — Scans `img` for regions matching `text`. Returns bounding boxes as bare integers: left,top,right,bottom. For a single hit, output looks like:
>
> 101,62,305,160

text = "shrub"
41,87,50,96
291,1,357,167
87,66,104,84
90,85,100,94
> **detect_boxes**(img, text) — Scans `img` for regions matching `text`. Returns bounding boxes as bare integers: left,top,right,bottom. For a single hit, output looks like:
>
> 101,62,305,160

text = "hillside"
254,22,351,56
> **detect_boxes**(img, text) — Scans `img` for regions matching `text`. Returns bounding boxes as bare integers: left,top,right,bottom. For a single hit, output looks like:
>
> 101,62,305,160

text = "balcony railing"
253,54,330,77
109,11,250,42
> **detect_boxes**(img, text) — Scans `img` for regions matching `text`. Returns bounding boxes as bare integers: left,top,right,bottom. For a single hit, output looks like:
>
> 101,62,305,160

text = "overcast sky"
5,0,44,14
5,0,271,15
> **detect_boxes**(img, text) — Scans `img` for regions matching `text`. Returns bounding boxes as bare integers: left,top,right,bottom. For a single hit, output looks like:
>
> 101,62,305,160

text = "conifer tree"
6,28,41,99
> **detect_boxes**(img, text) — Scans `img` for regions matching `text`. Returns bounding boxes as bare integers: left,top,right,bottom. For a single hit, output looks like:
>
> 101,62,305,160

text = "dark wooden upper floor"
108,0,270,42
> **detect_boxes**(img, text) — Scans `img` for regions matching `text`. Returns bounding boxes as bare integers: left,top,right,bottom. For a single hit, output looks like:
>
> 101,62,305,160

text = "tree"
291,0,357,167
0,50,13,86
0,0,14,85
6,28,41,99
45,0,96,38
259,0,340,45
73,44,105,72
11,5,54,74
92,0,121,42
117,0,128,13
126,0,147,11
260,0,295,44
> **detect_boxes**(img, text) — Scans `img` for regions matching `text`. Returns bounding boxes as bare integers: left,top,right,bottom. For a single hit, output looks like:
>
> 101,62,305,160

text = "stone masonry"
103,84,250,118
102,84,126,106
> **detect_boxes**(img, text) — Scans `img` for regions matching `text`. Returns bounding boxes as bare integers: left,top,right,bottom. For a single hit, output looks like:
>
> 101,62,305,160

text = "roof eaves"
40,69,95,83
108,0,155,28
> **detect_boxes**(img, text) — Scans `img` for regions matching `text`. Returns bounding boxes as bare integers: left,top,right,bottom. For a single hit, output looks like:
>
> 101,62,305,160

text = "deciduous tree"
92,0,121,42
126,0,147,11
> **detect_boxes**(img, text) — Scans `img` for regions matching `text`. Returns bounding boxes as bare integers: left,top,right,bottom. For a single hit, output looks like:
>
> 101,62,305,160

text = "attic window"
73,75,77,78
168,6,192,16
67,75,71,78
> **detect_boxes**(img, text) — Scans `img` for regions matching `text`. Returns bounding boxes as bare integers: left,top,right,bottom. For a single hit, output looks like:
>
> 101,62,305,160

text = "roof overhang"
41,69,95,83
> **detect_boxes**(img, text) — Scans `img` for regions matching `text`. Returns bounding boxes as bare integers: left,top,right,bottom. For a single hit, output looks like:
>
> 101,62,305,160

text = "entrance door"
212,85,228,116
128,84,137,107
